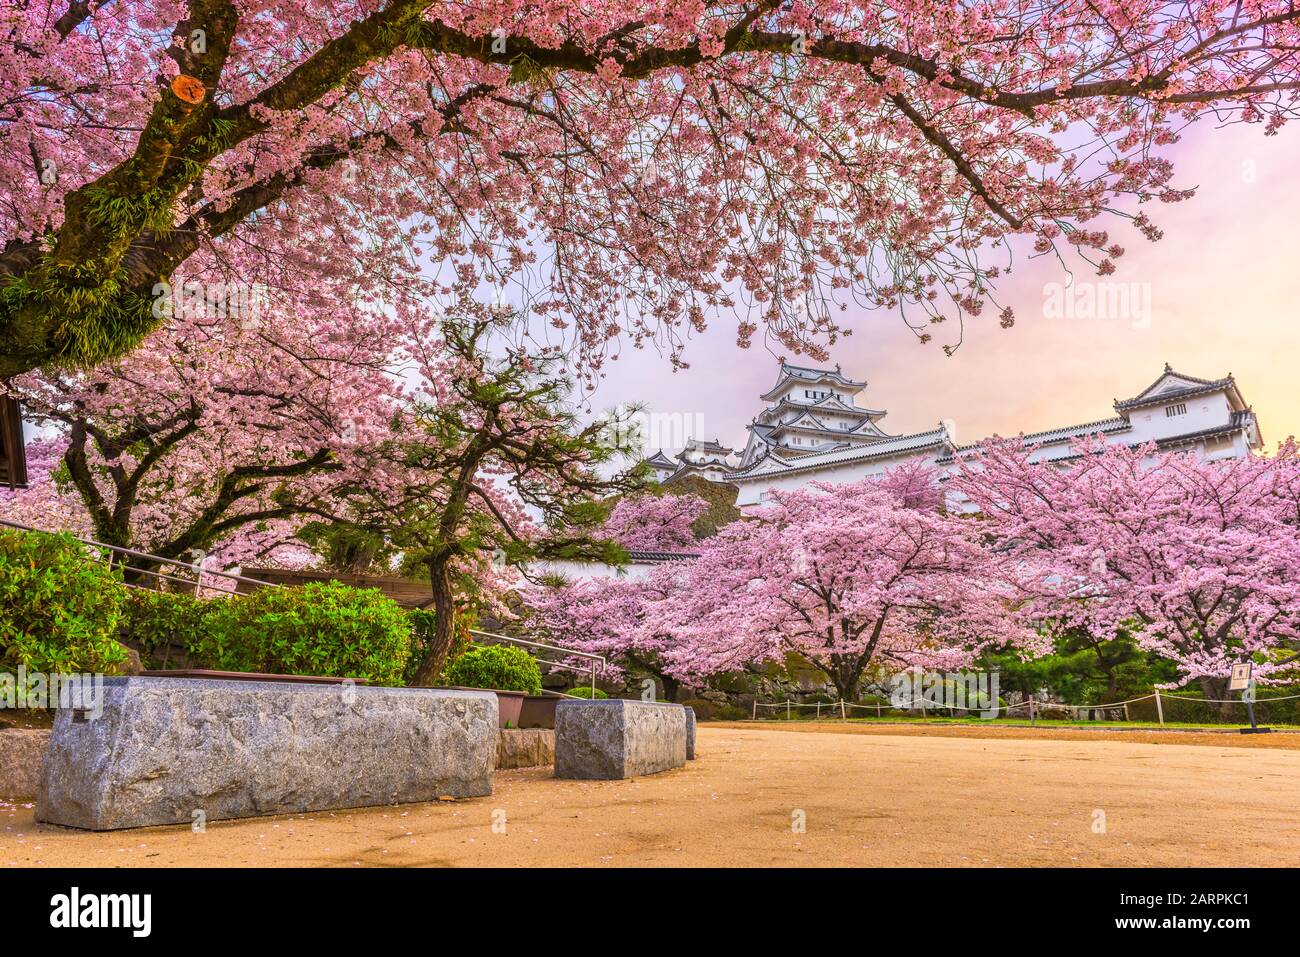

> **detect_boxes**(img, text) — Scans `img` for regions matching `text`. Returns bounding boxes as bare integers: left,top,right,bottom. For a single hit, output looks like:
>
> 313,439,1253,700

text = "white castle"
644,361,1263,508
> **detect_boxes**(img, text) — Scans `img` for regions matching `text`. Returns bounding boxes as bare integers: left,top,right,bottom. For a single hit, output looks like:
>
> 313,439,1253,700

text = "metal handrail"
1,518,608,693
0,516,281,591
468,628,606,697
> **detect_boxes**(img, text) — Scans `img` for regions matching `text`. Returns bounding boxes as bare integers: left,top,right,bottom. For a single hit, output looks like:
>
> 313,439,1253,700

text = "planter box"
495,690,526,728
37,676,497,830
442,687,527,728
518,693,563,730
554,699,687,780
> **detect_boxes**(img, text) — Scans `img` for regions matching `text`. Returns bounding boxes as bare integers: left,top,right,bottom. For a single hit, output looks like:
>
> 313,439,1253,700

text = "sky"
583,119,1300,457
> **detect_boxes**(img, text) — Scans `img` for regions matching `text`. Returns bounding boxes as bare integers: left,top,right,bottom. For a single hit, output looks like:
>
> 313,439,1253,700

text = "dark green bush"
122,589,212,669
0,528,127,673
196,581,411,685
442,643,542,694
566,685,608,699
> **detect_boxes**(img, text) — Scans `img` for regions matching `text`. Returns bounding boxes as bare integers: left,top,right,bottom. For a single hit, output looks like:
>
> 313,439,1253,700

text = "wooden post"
816,701,821,720
786,700,791,720
841,700,847,720
876,700,882,718
1123,703,1130,722
752,698,757,720
1029,696,1036,724
1154,688,1164,726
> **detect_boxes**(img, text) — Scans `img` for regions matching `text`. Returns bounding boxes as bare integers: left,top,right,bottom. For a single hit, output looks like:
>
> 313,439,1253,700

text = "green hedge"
122,589,211,669
442,644,542,694
0,529,127,673
566,685,608,699
193,581,411,685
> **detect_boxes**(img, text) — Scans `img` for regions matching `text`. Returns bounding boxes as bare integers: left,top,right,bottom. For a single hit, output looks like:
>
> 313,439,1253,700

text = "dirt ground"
4,724,1298,867
708,719,1300,751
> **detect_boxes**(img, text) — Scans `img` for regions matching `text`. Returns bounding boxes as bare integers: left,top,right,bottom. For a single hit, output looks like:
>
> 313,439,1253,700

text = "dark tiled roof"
730,427,949,480
1114,367,1240,412
627,549,700,562
761,361,867,399
947,412,1257,466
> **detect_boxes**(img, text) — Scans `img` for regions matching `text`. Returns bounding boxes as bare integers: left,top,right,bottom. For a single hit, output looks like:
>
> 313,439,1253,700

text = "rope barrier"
752,689,1300,718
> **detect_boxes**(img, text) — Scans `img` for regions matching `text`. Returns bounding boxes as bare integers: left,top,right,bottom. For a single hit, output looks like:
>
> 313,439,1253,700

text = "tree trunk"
660,672,680,703
1199,675,1239,720
829,663,860,704
411,558,457,686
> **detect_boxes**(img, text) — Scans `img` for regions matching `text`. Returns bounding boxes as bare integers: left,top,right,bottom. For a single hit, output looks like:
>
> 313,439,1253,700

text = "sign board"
1228,662,1253,692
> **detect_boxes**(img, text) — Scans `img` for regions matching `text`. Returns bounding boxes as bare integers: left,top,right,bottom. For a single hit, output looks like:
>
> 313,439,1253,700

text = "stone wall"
0,728,50,800
496,729,555,769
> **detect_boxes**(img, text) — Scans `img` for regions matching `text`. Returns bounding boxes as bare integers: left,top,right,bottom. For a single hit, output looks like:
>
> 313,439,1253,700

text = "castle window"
1165,403,1187,418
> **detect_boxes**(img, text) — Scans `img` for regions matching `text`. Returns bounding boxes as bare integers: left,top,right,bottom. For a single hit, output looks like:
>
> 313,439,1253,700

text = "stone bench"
37,676,497,830
554,699,687,779
684,705,696,760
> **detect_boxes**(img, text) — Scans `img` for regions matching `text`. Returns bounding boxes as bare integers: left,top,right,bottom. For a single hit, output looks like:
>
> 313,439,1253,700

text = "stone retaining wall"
0,728,50,801
496,728,555,769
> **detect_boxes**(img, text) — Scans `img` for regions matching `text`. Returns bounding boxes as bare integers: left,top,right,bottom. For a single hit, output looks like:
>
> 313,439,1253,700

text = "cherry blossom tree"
344,300,645,683
4,2,1299,376
528,561,692,699
668,475,1033,700
0,435,86,534
601,492,708,552
954,438,1300,699
0,279,404,573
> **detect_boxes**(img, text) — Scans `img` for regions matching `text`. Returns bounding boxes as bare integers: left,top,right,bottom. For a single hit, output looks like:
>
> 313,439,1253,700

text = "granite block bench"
37,676,497,830
554,699,687,779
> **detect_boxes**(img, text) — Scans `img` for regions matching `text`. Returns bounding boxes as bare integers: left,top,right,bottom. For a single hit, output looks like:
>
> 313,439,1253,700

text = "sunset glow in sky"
588,120,1300,455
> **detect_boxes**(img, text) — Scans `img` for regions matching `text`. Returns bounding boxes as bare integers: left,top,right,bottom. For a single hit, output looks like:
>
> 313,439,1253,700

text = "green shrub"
122,589,213,669
442,644,542,694
0,529,127,673
196,582,411,685
567,685,608,699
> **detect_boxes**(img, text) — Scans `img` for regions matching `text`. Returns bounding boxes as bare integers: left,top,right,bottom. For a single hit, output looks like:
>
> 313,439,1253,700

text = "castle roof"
1113,365,1246,414
760,360,867,401
680,437,734,455
730,426,952,480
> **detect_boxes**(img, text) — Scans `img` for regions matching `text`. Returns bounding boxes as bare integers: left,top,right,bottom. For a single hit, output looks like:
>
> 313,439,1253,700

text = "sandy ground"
709,719,1300,751
4,725,1299,867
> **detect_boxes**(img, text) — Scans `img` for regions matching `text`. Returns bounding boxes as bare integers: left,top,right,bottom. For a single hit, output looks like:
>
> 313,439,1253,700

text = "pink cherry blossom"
601,493,708,551
3,2,1299,377
954,438,1300,690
